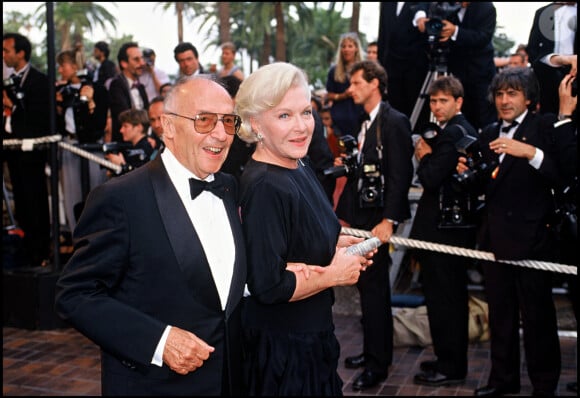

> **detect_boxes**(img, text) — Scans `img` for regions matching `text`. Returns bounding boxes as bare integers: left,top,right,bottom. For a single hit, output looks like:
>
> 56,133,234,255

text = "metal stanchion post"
49,141,60,270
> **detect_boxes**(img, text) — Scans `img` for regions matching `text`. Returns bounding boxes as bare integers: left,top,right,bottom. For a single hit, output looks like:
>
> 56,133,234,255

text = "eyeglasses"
166,112,241,135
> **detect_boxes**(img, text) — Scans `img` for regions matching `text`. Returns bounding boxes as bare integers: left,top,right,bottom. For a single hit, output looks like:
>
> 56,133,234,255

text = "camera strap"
374,104,387,193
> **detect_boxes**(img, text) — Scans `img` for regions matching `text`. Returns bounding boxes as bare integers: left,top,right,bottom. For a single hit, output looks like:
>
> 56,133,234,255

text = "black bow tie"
501,121,519,133
189,174,225,200
360,113,370,123
131,81,141,89
9,72,23,83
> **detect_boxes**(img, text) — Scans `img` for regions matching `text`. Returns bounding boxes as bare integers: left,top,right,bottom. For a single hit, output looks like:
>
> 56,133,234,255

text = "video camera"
323,135,359,178
425,2,462,41
3,74,25,105
452,135,497,190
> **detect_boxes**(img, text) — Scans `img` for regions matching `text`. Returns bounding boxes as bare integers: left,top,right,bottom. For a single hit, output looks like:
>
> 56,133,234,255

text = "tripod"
409,42,450,131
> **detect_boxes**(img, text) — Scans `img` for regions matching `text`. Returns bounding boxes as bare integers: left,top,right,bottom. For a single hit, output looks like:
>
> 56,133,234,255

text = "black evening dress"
239,158,344,396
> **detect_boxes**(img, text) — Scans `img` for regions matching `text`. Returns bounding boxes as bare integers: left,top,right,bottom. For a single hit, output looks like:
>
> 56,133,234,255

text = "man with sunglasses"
55,76,247,396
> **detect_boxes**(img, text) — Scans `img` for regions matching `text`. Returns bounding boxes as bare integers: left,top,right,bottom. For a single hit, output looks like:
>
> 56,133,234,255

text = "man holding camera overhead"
139,48,171,102
335,60,414,391
415,2,497,131
409,75,477,388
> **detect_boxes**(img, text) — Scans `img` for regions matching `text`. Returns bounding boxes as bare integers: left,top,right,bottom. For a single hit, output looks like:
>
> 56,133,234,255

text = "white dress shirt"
151,149,236,366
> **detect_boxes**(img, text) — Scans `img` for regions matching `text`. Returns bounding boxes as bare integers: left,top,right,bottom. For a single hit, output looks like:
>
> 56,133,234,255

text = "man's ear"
161,115,175,139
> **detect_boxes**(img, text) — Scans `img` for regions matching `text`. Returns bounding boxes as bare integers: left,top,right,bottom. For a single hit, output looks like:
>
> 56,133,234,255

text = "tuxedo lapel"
137,84,149,109
149,157,222,311
216,172,247,317
492,115,531,187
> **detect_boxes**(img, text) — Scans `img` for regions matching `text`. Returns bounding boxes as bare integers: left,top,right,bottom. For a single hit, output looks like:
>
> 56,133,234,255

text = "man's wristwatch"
558,114,573,121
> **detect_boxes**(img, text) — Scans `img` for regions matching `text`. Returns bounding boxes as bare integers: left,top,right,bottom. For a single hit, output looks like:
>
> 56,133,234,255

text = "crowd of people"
2,1,577,396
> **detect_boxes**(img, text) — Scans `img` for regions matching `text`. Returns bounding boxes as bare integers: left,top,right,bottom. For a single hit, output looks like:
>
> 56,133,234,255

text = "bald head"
164,77,233,115
161,77,236,179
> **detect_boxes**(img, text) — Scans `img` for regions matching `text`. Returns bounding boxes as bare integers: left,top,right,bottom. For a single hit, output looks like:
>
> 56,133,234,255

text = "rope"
58,141,122,174
3,134,62,147
3,134,123,175
341,226,577,276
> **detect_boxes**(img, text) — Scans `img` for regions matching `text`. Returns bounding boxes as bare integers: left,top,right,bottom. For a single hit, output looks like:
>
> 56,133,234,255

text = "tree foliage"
5,2,518,89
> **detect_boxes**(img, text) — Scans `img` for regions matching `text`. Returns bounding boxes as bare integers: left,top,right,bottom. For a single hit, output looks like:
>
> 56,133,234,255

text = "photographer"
456,67,562,397
3,32,51,267
106,108,154,176
553,73,577,394
56,49,109,230
527,2,577,115
415,2,497,131
409,75,477,387
139,48,171,102
335,60,414,391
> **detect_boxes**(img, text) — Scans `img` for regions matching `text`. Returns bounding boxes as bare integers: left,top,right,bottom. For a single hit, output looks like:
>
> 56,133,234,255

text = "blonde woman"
236,62,373,395
325,32,365,137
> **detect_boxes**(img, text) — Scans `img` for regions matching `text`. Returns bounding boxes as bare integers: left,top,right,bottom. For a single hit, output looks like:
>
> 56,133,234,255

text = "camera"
358,163,384,208
438,187,478,229
57,84,84,109
103,142,133,154
3,74,25,104
323,135,359,178
452,135,497,190
425,2,462,40
142,48,154,67
56,70,91,109
418,122,442,147
78,141,133,154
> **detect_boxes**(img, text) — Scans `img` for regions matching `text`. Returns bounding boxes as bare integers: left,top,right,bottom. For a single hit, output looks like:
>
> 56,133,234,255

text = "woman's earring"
256,132,263,141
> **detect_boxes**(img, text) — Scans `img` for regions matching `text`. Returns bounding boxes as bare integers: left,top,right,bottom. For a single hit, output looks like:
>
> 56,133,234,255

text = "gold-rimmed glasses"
166,112,241,135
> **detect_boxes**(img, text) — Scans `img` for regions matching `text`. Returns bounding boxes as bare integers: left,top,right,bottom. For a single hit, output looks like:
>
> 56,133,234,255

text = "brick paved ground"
3,291,576,396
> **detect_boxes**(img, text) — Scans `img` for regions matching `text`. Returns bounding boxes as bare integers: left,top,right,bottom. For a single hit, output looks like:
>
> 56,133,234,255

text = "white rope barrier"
3,134,122,174
58,141,122,174
3,134,62,147
341,226,577,276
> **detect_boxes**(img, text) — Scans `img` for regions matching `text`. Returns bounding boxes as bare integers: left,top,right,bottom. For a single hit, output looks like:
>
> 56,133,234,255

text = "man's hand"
414,136,432,161
105,152,126,166
438,19,457,42
163,326,215,375
371,218,394,244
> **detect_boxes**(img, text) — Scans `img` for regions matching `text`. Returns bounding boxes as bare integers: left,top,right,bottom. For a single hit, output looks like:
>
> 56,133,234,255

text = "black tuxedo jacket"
4,65,50,140
55,156,247,395
477,112,560,260
445,2,496,83
442,2,498,129
378,2,427,66
410,114,478,247
336,102,414,229
108,74,149,142
527,3,577,114
95,58,118,87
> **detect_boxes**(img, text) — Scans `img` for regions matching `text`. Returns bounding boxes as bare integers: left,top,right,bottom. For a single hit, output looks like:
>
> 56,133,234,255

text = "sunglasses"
166,112,241,135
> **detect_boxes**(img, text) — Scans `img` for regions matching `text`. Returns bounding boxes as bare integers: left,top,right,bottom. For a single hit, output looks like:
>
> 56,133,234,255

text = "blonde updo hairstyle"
235,62,311,144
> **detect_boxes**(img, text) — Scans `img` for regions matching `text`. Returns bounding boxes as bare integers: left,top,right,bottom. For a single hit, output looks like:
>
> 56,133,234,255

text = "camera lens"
361,187,378,203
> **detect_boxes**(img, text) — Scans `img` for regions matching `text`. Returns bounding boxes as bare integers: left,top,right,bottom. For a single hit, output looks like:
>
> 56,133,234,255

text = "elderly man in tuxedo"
56,77,247,396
